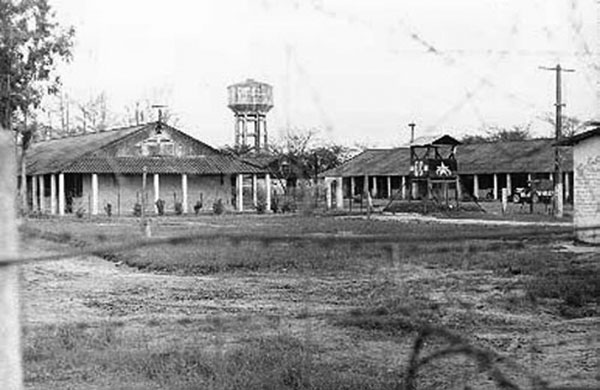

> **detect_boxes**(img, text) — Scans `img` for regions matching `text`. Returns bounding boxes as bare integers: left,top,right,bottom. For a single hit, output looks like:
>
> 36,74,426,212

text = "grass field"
19,214,600,389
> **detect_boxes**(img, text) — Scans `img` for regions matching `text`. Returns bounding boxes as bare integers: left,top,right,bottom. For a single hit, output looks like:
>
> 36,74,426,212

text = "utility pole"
540,64,574,218
408,122,416,143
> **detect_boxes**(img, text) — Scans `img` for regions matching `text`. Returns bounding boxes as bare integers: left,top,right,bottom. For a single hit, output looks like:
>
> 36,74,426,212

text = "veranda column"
527,173,532,182
473,174,479,199
401,176,407,199
236,174,243,212
564,172,570,202
506,173,512,194
32,175,38,212
363,175,369,197
350,177,356,199
493,173,498,200
50,174,57,215
372,176,378,198
387,176,392,198
38,175,45,213
325,178,332,209
91,173,99,215
58,173,65,216
265,173,271,212
181,174,188,214
153,173,160,214
252,174,258,207
335,177,343,210
456,176,462,200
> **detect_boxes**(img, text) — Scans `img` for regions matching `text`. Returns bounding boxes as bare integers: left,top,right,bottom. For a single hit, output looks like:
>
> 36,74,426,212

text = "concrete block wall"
573,137,600,244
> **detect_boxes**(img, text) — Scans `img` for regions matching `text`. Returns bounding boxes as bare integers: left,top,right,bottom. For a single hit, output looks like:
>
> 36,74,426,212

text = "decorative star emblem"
436,162,452,176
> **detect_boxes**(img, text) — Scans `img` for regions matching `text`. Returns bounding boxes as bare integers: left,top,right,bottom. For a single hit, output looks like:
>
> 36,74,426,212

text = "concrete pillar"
236,174,243,211
350,177,356,199
265,173,271,212
38,175,45,213
473,174,479,199
372,176,378,198
564,172,570,202
153,173,160,214
401,176,407,199
325,178,332,209
335,177,344,209
387,176,392,198
252,174,258,207
58,173,65,216
91,173,99,215
31,176,38,212
50,174,57,215
506,173,512,194
181,174,188,213
493,173,498,200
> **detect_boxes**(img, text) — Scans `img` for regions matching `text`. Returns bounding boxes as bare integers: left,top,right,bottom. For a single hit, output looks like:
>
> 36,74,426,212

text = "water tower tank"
227,79,273,152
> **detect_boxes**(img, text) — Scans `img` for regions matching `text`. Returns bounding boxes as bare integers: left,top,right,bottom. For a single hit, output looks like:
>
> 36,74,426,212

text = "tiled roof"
26,122,264,175
323,138,573,177
26,123,149,175
63,156,264,175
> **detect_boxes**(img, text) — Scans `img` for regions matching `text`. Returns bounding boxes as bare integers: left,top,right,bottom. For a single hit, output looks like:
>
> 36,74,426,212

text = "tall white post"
181,174,188,214
401,176,407,199
236,174,243,212
265,173,271,212
387,176,392,198
153,173,160,214
252,174,258,207
506,173,512,194
456,176,462,200
493,173,498,200
38,175,45,213
350,177,356,199
473,174,480,199
335,177,344,209
325,178,332,209
50,174,57,215
58,173,65,216
0,131,22,389
527,173,532,182
91,173,99,215
372,176,378,198
31,175,38,212
564,172,570,202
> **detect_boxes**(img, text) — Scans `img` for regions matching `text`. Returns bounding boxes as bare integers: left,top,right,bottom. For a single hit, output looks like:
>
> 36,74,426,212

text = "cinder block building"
559,126,600,244
25,121,269,216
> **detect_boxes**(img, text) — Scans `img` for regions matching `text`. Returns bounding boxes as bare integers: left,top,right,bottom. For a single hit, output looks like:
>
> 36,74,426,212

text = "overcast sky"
48,0,599,147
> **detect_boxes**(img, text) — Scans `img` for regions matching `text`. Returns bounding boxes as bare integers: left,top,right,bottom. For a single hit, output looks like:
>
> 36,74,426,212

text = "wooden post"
236,174,243,212
153,173,160,214
473,174,479,200
252,174,258,208
501,188,508,215
372,176,378,198
0,131,23,389
401,176,407,200
493,173,498,200
31,175,38,212
387,176,392,199
335,177,343,210
325,178,332,209
506,173,512,195
142,167,151,237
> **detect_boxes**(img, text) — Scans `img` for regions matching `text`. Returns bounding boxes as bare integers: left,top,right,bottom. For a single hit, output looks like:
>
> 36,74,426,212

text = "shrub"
212,199,225,215
174,202,183,215
155,199,165,216
133,203,142,217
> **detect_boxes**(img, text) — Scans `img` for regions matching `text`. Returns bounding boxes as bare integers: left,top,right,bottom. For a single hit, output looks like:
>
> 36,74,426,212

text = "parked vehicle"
511,179,554,204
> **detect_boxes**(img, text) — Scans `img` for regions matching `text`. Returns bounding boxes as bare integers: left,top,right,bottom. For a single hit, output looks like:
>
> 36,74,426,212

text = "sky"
46,0,600,148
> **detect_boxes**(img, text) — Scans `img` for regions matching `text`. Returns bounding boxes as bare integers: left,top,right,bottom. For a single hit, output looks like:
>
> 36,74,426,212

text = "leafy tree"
542,113,584,138
0,0,75,211
461,124,531,144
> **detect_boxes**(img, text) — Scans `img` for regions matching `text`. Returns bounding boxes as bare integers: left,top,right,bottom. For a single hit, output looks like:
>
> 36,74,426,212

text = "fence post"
0,131,23,390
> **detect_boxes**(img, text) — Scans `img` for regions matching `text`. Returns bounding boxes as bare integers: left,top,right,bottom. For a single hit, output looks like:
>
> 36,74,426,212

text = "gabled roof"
322,138,573,177
556,126,600,146
26,122,264,175
410,134,461,147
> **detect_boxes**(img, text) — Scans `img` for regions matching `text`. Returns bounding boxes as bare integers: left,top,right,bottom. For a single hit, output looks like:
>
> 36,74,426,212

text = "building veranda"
24,121,271,216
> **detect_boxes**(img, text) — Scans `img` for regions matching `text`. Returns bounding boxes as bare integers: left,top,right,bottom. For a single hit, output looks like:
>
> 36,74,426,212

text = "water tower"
227,79,274,152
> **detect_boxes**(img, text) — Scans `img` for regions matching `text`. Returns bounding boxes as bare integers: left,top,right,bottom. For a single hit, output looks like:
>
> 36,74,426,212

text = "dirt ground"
19,221,600,389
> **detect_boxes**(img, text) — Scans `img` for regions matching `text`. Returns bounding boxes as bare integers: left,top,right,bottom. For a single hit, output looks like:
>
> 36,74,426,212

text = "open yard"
19,214,600,389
